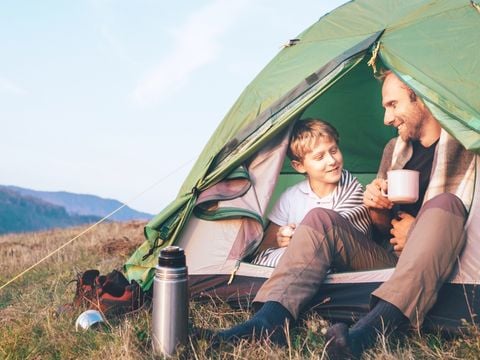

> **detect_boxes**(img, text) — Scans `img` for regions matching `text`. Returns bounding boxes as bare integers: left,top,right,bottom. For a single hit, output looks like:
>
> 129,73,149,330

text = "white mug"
382,169,419,204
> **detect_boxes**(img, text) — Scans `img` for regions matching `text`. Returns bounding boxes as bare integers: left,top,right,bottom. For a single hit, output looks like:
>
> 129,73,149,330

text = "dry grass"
1,223,479,359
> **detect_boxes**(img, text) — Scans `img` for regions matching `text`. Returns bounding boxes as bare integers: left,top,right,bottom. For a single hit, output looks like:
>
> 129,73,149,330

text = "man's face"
292,138,343,193
382,73,426,142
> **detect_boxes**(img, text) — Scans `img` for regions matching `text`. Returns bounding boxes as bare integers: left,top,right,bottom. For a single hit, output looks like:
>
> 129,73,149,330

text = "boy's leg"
254,208,397,319
214,208,397,345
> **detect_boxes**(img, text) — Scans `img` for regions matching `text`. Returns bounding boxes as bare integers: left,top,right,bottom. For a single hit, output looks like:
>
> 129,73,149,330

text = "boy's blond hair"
287,119,339,162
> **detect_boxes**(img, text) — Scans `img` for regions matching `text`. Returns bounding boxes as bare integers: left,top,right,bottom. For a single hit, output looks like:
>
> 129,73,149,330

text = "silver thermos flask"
152,246,189,357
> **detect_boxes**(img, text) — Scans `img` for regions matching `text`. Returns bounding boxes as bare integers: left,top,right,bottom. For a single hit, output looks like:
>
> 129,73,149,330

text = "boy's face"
292,138,343,190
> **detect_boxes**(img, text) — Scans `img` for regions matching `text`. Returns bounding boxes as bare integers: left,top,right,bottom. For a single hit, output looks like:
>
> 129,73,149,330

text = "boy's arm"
258,222,281,251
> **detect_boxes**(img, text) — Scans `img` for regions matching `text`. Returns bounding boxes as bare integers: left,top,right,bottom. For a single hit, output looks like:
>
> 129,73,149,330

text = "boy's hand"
364,178,393,210
276,224,296,247
390,211,415,253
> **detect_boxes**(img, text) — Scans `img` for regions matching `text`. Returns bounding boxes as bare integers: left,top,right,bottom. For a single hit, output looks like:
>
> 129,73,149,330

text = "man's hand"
276,224,296,248
364,178,394,234
364,178,393,210
390,212,415,253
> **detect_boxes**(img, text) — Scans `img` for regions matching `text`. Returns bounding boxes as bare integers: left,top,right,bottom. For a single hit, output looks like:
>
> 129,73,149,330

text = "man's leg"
327,193,467,358
215,208,397,344
372,193,467,324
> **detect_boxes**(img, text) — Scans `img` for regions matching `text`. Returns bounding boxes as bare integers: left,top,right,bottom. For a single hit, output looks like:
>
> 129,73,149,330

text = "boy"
252,118,370,267
212,118,394,345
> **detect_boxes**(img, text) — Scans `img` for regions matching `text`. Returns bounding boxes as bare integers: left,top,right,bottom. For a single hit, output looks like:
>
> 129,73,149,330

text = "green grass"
1,222,479,359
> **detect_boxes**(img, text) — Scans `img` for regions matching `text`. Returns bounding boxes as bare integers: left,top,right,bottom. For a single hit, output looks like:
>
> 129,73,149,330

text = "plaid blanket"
378,129,476,211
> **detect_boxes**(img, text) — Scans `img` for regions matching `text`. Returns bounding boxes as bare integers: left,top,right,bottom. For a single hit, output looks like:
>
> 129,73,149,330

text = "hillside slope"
2,185,152,221
0,187,101,235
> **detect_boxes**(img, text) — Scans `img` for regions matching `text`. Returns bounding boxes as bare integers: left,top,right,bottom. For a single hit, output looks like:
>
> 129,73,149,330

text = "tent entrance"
269,58,397,213
125,41,382,290
177,58,396,275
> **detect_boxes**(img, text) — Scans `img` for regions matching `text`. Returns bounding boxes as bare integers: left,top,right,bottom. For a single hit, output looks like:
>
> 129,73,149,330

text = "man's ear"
291,160,306,174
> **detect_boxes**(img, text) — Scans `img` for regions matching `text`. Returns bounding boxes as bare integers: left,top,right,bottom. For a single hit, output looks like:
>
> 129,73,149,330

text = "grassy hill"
0,187,101,235
1,223,480,359
3,185,153,222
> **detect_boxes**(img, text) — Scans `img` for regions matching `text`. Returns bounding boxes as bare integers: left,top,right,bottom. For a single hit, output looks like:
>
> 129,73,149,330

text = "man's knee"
421,193,467,218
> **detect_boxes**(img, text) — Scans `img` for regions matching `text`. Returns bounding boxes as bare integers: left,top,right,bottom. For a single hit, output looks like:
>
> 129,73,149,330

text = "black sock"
349,299,409,354
215,301,293,345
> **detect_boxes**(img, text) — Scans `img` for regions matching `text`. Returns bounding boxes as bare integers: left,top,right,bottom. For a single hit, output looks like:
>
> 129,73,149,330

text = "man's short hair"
287,118,339,162
376,68,393,83
377,68,417,101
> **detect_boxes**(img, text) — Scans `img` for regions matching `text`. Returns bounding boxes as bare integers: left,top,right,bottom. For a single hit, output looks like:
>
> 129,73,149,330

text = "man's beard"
398,112,424,142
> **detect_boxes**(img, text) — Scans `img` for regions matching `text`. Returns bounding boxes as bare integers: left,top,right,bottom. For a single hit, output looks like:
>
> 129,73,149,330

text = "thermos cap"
158,246,186,268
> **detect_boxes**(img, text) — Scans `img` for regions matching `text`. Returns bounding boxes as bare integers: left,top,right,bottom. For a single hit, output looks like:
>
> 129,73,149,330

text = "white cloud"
0,76,27,95
130,0,251,107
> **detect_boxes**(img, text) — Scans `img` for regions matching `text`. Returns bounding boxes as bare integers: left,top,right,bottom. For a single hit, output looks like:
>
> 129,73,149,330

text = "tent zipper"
227,260,241,285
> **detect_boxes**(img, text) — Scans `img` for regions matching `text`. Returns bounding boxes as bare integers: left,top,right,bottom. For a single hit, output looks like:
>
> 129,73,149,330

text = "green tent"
125,0,480,329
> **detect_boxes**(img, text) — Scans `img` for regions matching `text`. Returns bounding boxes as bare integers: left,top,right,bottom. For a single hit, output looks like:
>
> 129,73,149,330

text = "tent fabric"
125,0,480,328
126,41,380,287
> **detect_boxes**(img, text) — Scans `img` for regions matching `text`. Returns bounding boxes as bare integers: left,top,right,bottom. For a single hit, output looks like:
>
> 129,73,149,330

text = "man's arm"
364,178,415,253
364,178,393,233
365,139,396,234
389,212,415,252
369,207,392,235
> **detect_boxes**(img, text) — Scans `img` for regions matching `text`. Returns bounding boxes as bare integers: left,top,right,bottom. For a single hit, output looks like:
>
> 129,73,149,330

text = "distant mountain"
1,185,153,222
0,187,101,235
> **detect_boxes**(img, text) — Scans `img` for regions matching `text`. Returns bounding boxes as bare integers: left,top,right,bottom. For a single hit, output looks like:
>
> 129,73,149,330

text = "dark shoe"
99,279,145,314
68,269,145,315
72,269,100,308
325,323,357,360
211,321,288,347
56,269,100,316
211,301,292,346
96,270,130,297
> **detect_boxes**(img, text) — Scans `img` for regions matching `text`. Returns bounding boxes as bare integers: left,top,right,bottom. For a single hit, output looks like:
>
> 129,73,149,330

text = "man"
214,71,475,358
325,71,475,357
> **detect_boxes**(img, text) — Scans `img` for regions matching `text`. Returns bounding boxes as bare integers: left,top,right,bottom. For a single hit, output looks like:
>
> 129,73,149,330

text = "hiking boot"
98,279,145,314
95,270,130,298
67,269,145,315
72,269,100,308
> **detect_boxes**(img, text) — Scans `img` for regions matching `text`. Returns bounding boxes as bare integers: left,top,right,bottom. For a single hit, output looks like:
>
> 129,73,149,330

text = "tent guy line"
0,157,195,292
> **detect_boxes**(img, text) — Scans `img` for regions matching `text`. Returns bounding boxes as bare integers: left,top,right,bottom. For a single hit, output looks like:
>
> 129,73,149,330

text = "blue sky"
0,0,348,214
